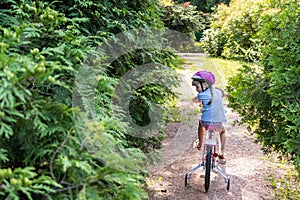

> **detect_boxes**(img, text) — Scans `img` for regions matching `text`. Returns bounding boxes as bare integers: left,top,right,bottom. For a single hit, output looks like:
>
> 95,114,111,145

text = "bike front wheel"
205,145,212,192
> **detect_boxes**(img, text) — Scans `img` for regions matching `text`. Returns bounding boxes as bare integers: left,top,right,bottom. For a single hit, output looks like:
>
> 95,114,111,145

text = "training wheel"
185,174,188,186
226,178,230,191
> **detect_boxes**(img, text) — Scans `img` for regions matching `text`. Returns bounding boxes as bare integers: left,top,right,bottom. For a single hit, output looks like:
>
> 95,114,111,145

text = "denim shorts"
201,121,224,131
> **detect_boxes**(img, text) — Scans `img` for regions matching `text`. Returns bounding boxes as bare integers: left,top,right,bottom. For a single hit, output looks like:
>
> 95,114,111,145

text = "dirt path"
147,53,274,200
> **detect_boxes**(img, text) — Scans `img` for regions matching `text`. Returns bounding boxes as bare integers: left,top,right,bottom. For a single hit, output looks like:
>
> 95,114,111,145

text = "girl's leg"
219,128,226,154
197,120,205,150
218,127,226,164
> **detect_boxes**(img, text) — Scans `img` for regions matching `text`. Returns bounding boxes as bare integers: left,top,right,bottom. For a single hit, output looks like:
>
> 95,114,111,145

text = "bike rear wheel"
205,146,212,192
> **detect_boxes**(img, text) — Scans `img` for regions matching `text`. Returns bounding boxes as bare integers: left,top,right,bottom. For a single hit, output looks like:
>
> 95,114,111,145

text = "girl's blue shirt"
197,88,226,123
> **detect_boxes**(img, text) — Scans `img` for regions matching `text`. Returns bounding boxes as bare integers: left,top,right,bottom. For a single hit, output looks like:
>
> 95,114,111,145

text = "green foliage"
201,0,268,61
227,0,300,176
0,0,88,166
159,1,207,52
57,0,164,38
0,167,61,199
200,27,226,57
160,2,206,38
0,149,8,163
0,0,182,199
127,83,178,154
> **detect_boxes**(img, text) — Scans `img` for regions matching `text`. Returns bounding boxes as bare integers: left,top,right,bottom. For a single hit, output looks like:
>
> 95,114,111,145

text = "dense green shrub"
227,0,300,175
160,1,206,38
159,1,206,53
201,0,266,61
160,0,228,43
0,0,182,199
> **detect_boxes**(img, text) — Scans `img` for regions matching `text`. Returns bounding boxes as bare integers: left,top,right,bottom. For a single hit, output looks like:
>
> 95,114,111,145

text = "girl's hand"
193,139,202,150
196,144,202,151
192,96,198,103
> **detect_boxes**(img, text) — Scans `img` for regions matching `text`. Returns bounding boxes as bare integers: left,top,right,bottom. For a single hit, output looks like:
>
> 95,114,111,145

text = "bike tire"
205,146,212,193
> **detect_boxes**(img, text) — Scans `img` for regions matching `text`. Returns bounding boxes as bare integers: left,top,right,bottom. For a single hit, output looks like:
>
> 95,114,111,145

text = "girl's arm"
192,96,203,104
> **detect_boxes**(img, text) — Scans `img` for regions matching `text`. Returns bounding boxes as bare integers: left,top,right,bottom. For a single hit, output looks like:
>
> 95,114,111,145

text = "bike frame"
185,129,230,191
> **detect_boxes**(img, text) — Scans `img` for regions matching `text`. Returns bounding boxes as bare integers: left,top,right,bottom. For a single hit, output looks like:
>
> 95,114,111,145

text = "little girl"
191,70,227,164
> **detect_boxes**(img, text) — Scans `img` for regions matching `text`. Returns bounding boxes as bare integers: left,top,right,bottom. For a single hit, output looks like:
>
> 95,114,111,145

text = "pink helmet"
191,70,215,85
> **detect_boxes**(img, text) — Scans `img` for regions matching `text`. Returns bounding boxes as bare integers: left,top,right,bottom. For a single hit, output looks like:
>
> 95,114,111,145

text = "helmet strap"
200,82,204,92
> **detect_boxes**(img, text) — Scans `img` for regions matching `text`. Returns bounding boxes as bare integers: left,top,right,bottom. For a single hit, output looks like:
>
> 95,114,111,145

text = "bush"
227,0,300,175
201,0,267,61
0,0,181,199
160,2,206,38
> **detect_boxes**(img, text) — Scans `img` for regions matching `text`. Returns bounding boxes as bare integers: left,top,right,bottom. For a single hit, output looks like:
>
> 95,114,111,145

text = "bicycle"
184,128,230,192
